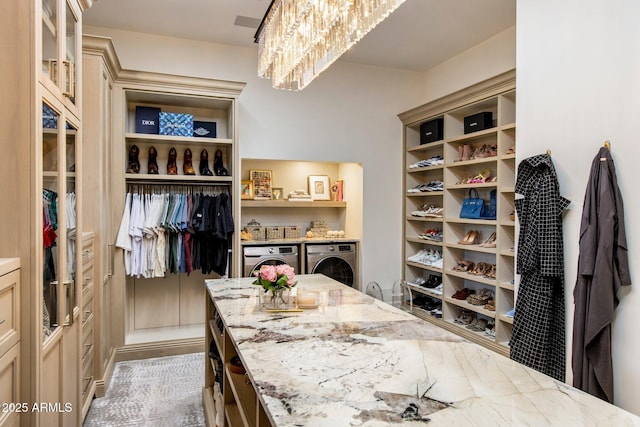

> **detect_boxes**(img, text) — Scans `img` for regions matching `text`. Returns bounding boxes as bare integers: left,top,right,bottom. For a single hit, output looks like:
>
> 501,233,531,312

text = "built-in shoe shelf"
399,70,516,357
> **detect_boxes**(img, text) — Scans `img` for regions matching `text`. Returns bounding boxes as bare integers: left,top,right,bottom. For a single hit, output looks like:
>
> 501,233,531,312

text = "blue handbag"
459,188,487,219
482,189,497,220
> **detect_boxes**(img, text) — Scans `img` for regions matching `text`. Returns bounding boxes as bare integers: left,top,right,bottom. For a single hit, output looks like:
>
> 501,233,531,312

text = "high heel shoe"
479,231,496,248
458,230,479,245
167,147,178,175
148,146,159,174
183,148,195,175
469,170,491,183
199,149,213,176
126,145,140,174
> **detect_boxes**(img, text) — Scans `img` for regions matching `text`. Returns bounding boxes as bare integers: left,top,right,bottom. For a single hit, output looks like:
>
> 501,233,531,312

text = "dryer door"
245,258,290,277
311,257,354,287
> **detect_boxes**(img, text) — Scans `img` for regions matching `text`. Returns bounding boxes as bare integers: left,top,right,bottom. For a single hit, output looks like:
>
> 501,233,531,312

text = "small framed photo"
250,169,273,200
272,187,283,200
308,175,331,200
240,180,254,199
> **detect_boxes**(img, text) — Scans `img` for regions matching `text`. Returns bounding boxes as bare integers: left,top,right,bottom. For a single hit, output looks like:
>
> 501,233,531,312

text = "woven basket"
245,226,265,241
284,226,301,239
266,226,284,240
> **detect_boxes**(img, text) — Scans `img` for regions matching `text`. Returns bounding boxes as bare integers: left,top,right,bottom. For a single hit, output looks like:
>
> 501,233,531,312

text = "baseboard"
94,349,117,398
115,337,206,363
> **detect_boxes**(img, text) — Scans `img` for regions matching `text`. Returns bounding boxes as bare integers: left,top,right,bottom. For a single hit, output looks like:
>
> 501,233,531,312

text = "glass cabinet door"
65,121,78,324
42,0,58,87
42,101,61,341
64,2,78,103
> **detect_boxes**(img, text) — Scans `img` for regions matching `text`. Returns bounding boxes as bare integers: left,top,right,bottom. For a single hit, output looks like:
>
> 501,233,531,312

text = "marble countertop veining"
206,274,640,427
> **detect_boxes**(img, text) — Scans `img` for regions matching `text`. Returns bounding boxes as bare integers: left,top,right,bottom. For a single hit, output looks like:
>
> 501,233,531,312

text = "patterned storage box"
159,112,194,136
266,226,285,240
284,226,301,239
42,103,58,129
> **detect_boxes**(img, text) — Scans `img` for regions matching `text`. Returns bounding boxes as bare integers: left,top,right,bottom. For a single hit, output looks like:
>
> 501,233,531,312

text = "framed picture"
272,187,283,200
240,180,254,199
250,169,273,200
308,175,331,200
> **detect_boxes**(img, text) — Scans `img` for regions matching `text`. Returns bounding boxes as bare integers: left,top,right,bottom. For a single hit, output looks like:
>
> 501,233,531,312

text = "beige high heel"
459,230,479,245
479,231,496,248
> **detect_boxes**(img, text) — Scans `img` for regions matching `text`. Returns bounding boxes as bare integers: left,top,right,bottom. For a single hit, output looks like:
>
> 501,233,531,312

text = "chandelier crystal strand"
257,0,407,90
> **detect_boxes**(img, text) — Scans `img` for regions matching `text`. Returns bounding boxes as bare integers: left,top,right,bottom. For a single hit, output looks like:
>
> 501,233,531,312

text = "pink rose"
259,265,277,282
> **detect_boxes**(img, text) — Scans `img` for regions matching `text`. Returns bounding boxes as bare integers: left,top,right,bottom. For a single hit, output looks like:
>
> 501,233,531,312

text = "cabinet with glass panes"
1,0,90,425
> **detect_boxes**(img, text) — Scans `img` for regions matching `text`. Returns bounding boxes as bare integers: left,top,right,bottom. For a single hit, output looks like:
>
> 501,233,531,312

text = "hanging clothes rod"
125,179,231,186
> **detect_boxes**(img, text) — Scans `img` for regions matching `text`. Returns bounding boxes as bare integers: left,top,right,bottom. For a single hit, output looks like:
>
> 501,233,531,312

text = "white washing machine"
305,243,358,288
243,245,300,277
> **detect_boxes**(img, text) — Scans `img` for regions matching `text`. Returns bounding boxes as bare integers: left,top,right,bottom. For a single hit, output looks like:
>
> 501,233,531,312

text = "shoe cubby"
400,71,516,357
123,89,235,182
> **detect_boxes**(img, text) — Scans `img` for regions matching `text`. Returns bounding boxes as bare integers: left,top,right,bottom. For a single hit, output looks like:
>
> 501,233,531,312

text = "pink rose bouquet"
252,264,297,292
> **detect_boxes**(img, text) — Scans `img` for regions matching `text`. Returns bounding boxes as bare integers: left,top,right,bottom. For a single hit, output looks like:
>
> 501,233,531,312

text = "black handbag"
459,188,487,219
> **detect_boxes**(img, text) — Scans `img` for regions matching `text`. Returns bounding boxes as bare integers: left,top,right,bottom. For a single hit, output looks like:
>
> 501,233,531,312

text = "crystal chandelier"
255,0,408,90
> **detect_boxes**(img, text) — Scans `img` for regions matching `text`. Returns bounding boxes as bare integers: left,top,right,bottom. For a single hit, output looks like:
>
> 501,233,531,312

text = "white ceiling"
84,0,515,72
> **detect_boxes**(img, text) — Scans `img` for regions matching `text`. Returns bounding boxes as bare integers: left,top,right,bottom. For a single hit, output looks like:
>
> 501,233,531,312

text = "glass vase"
260,287,290,310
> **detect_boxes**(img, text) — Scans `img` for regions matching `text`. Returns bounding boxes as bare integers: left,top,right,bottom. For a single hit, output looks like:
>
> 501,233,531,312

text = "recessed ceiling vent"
234,15,261,29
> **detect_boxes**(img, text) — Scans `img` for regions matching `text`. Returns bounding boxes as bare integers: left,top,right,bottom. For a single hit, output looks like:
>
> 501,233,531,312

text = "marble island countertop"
206,275,640,427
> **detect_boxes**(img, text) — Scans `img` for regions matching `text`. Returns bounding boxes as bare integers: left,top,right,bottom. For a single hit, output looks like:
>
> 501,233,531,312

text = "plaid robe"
511,154,569,381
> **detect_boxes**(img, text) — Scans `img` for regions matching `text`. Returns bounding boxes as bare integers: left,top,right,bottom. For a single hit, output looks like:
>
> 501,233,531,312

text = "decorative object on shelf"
464,111,494,134
241,180,254,200
287,190,312,201
167,147,178,175
148,146,159,174
459,189,488,219
252,264,297,310
255,0,408,90
272,187,283,200
193,120,217,138
420,118,444,145
331,180,344,201
250,169,272,200
135,106,160,134
126,145,140,174
308,175,330,201
199,149,213,176
159,112,194,136
214,149,228,176
183,148,195,175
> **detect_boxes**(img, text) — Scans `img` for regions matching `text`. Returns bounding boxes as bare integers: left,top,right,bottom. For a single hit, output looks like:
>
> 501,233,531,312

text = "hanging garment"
572,147,631,403
511,153,569,381
115,193,133,275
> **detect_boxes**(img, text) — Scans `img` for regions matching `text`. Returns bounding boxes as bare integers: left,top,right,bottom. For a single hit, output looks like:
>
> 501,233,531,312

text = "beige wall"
84,22,515,296
517,0,640,415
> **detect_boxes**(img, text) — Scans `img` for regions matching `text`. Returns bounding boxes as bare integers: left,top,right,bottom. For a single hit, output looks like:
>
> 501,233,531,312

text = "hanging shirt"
115,192,133,275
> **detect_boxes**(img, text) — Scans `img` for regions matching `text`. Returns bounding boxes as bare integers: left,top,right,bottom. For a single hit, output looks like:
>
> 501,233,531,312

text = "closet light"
255,0,407,90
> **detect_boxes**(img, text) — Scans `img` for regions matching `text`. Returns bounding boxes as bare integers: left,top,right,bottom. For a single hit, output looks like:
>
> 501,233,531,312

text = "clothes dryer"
305,243,358,288
243,245,300,277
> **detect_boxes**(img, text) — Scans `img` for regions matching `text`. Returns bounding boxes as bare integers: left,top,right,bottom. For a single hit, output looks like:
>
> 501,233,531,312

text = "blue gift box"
159,112,194,137
193,121,217,138
135,106,161,134
43,103,58,129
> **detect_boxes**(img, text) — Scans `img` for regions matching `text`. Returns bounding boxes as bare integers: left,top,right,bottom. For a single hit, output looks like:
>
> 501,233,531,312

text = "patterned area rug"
84,353,205,427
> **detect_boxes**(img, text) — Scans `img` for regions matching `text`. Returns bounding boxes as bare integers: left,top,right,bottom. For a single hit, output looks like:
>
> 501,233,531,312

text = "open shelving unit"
398,70,516,356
